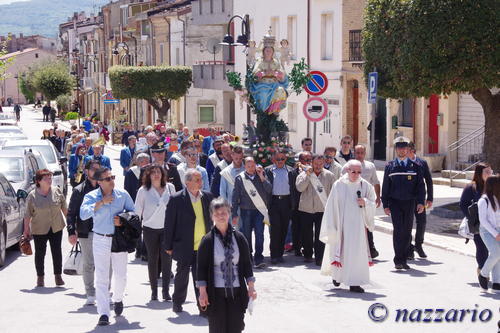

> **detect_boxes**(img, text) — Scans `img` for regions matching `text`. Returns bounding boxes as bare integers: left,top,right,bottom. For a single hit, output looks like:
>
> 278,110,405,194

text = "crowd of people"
20,118,499,330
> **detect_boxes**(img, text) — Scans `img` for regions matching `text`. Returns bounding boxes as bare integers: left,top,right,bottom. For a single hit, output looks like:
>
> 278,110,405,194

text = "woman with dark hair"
459,162,493,274
197,197,257,333
69,144,87,187
477,175,500,291
135,165,176,301
41,129,51,140
23,169,67,287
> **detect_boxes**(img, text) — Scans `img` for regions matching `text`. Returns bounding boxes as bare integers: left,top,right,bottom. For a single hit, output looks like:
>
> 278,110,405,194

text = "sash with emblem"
220,163,236,186
240,172,269,224
209,153,221,169
309,172,328,207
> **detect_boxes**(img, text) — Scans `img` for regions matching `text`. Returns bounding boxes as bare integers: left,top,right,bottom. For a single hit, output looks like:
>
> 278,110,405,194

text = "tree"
33,61,74,100
109,65,192,120
19,73,36,103
363,0,500,169
0,34,15,82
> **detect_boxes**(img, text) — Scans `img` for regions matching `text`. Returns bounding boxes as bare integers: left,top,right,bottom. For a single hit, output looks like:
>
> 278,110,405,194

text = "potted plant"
65,111,79,125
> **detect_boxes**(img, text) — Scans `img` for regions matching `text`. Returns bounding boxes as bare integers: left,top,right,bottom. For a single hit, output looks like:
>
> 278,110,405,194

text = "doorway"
428,94,439,153
374,98,387,160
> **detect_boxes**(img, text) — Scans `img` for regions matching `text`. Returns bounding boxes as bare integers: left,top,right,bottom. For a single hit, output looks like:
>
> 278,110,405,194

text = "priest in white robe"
320,159,377,293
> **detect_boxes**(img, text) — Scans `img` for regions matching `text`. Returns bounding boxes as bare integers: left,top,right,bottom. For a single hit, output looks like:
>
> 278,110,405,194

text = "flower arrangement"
246,137,295,167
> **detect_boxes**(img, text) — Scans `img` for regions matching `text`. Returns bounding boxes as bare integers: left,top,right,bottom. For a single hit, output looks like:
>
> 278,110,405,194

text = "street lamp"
220,14,251,123
14,74,20,104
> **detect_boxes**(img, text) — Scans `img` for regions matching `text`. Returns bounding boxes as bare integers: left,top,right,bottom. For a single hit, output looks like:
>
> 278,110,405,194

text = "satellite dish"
206,38,222,62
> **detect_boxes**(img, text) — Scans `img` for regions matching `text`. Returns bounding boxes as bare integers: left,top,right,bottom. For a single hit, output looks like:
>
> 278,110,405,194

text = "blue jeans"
479,227,500,283
240,209,265,264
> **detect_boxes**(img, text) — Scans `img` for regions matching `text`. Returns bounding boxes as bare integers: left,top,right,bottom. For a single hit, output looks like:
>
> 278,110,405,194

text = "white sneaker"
85,296,96,306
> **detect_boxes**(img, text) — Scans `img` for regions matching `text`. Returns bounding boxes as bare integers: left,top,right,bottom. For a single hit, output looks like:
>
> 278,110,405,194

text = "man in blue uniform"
407,142,433,259
382,137,425,270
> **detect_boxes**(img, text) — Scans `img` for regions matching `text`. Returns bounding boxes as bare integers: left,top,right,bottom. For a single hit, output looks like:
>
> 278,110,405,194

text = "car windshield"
0,157,24,182
0,127,22,134
3,145,56,163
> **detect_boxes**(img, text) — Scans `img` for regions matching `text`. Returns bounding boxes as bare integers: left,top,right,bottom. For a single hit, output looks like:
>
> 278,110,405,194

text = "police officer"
407,142,433,259
382,137,425,270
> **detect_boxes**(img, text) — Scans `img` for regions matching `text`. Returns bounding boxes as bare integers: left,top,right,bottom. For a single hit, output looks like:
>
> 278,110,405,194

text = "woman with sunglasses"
135,165,176,301
23,169,67,287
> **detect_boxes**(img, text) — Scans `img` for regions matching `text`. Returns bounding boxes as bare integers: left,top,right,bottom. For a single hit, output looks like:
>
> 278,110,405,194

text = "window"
120,7,128,26
321,13,333,60
287,16,297,60
287,102,297,132
199,105,215,123
349,30,362,61
221,0,225,12
175,48,180,65
323,110,332,134
159,43,164,65
199,0,203,15
398,99,414,127
35,53,39,58
210,0,214,14
271,17,280,39
141,21,151,38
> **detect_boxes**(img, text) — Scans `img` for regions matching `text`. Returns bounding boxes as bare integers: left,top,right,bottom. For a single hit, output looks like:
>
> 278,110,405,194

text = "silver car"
2,140,68,195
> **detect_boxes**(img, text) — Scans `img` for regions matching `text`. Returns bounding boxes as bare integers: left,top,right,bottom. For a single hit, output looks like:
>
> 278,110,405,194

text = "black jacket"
197,227,254,315
413,156,434,202
210,160,231,197
112,212,142,253
124,167,142,202
164,189,214,263
67,180,98,238
289,167,302,211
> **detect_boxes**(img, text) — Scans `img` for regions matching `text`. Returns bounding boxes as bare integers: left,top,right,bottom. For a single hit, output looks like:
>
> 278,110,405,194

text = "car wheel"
0,223,6,267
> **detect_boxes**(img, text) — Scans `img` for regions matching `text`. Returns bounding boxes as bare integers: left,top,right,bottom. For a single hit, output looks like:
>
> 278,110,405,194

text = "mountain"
0,0,109,37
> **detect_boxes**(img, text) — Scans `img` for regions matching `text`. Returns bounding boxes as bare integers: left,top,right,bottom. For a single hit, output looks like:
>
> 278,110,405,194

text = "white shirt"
135,184,176,229
478,195,500,238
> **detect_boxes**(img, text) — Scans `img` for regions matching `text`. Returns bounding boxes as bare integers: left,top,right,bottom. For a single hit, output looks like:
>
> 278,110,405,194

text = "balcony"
192,62,234,91
191,0,233,26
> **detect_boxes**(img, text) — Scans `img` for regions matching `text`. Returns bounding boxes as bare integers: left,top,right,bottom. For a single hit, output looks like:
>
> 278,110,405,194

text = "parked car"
0,150,42,200
0,172,25,267
0,125,27,146
2,140,68,195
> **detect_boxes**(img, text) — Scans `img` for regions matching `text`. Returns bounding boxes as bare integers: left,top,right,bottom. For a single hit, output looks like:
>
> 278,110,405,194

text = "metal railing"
447,125,485,186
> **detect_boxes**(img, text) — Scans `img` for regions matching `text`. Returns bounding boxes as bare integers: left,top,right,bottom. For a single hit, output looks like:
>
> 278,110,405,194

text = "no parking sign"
304,71,328,96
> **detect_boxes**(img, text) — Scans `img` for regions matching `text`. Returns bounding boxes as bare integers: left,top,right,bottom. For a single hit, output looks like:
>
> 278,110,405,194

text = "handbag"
467,201,480,234
458,217,474,240
63,242,84,275
19,235,32,255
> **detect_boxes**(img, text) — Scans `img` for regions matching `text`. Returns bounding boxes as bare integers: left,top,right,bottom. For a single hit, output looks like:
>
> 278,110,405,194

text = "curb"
374,218,474,258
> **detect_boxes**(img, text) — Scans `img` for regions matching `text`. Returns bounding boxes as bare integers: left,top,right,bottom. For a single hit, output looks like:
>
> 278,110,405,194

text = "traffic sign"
368,72,378,104
103,90,120,104
303,97,328,122
304,71,328,96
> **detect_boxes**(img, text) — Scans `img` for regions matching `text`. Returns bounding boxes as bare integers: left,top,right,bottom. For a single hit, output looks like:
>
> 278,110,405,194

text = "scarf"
213,224,236,298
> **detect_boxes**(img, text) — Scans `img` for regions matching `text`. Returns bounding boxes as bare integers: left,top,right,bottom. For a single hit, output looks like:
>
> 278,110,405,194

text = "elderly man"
164,169,214,315
85,144,111,170
80,167,135,326
210,143,233,197
296,155,335,266
351,144,381,259
120,135,137,175
320,160,377,293
232,157,272,268
177,148,210,192
265,149,294,264
219,146,245,204
169,140,193,166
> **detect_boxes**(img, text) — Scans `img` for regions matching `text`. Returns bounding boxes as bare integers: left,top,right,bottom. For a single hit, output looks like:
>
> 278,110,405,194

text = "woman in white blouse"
135,165,176,301
477,175,500,291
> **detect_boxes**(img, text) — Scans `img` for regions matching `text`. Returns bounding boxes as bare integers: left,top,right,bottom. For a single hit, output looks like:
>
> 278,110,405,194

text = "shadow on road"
167,311,208,327
84,316,144,332
0,248,22,271
66,292,87,299
20,287,67,294
133,301,172,311
68,304,98,315
408,259,443,266
325,289,387,301
389,267,436,277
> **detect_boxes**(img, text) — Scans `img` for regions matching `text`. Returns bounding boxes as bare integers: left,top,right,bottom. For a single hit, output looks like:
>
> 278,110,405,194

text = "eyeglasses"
275,158,286,161
100,175,116,182
349,170,362,174
342,141,351,145
302,158,312,162
324,155,334,159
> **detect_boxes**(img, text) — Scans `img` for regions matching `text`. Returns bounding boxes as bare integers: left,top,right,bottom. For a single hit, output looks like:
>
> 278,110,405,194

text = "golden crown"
262,28,276,49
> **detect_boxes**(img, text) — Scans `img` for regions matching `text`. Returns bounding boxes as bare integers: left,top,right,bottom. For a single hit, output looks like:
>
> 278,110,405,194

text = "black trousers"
269,196,291,259
389,199,415,265
367,230,376,250
473,233,488,269
143,227,171,295
43,112,49,122
413,208,427,247
208,288,245,333
33,228,63,277
300,211,325,263
173,252,199,307
291,210,302,255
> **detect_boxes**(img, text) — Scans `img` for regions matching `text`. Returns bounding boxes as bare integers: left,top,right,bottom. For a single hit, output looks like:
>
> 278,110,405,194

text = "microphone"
357,190,362,208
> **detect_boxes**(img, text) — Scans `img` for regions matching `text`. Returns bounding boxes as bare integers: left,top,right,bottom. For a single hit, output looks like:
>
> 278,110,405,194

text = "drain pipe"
306,0,311,139
177,11,187,127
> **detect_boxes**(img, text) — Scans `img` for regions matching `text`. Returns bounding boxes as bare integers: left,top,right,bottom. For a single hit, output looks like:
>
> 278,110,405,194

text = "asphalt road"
0,106,497,333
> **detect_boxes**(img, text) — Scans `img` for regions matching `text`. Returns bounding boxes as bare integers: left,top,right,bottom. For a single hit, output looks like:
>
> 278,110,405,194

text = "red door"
352,83,359,144
428,94,439,153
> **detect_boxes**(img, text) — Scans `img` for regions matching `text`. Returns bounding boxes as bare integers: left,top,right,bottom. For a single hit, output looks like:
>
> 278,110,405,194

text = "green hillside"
0,0,109,37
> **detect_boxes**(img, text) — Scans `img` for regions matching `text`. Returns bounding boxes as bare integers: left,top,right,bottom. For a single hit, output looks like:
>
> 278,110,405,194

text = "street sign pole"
369,69,377,160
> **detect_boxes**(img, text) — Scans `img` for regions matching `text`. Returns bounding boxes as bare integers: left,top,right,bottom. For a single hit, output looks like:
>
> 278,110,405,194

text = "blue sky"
0,0,30,5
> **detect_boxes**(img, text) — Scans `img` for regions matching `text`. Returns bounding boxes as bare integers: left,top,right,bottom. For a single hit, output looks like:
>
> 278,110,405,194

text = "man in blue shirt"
120,135,137,175
82,117,93,132
80,167,135,326
84,144,111,170
201,127,217,155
